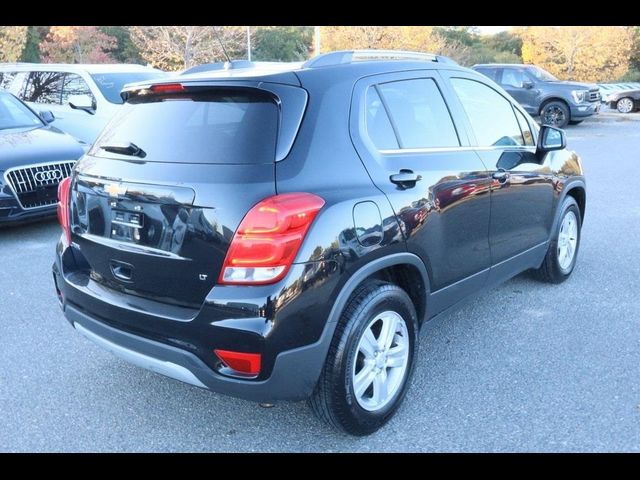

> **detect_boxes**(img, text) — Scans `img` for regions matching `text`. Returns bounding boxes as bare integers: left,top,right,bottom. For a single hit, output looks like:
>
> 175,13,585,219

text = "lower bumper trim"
74,322,207,389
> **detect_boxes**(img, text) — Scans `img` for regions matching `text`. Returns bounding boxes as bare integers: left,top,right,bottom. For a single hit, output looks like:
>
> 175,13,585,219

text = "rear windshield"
94,89,278,164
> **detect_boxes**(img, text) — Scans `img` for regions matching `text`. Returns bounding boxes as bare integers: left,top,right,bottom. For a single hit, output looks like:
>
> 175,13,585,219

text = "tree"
130,26,246,71
0,26,28,62
483,31,522,57
519,26,633,82
320,26,399,51
40,26,117,63
253,26,313,61
99,26,143,63
20,26,49,62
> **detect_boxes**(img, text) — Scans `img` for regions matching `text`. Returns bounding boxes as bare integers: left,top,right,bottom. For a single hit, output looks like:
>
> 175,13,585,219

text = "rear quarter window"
94,89,278,165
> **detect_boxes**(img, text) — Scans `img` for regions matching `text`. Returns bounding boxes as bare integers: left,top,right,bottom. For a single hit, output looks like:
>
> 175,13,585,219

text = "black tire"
568,120,584,125
309,280,418,436
540,101,570,128
532,196,581,283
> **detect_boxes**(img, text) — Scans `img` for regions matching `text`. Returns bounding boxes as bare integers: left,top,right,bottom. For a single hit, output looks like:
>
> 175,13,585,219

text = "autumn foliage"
39,26,117,64
518,26,633,83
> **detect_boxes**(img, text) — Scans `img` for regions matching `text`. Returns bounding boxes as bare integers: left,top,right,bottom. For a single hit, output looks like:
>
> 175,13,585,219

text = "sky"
475,26,513,35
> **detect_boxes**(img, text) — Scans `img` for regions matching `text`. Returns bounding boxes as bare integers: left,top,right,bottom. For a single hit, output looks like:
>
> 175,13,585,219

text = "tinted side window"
61,74,96,106
23,71,64,104
450,78,524,147
377,78,459,149
0,71,17,90
474,67,497,81
5,72,27,96
365,87,398,150
514,108,535,146
500,69,524,88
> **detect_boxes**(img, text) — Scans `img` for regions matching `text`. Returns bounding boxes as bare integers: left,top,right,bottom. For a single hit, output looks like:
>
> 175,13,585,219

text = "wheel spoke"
378,315,398,351
359,329,378,359
372,369,388,404
386,344,407,368
353,363,376,398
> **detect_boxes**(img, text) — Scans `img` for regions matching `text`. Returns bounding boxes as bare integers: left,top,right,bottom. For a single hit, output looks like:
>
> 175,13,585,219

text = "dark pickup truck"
472,63,601,128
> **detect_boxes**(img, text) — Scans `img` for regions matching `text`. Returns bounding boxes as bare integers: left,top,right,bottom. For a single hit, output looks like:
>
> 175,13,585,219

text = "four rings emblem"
34,169,63,183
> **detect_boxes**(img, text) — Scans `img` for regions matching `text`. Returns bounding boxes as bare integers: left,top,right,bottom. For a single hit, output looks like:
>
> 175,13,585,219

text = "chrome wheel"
542,104,567,127
557,210,578,270
352,310,409,412
617,97,634,114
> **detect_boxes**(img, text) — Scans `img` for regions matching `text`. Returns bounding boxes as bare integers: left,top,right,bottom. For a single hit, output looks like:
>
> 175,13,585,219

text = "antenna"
212,26,231,63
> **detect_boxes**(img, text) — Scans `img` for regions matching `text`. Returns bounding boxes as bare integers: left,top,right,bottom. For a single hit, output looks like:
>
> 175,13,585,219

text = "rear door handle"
492,169,509,182
390,169,422,189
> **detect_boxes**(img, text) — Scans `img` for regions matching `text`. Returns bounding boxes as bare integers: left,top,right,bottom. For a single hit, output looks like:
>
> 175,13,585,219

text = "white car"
0,63,166,144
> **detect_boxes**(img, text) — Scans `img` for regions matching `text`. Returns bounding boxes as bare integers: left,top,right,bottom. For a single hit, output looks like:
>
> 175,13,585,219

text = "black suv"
53,51,586,435
472,63,601,128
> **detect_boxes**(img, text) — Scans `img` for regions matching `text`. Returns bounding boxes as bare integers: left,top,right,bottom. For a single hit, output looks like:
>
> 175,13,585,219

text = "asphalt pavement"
1,112,639,452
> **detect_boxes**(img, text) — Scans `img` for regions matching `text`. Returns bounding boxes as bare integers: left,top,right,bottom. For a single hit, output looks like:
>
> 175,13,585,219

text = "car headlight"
571,90,588,103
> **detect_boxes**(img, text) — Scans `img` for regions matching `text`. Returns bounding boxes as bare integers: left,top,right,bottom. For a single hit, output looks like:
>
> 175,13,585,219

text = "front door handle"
492,169,509,182
390,169,422,189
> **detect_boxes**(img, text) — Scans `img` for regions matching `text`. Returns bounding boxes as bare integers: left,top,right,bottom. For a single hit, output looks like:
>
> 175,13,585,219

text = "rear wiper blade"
100,142,146,158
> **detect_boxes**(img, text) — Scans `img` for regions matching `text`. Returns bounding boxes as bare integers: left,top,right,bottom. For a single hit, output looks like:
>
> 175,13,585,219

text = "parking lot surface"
1,113,639,452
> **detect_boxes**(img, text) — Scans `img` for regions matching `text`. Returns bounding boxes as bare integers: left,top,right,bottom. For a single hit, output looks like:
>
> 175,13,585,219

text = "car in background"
598,83,640,104
605,88,640,113
0,64,166,144
0,91,84,224
472,63,601,128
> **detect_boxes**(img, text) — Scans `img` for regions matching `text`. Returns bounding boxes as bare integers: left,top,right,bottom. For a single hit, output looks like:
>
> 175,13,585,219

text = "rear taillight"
219,193,325,285
57,177,72,246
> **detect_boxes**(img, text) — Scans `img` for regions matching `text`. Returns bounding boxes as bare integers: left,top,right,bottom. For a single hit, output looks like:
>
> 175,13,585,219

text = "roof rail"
303,50,458,68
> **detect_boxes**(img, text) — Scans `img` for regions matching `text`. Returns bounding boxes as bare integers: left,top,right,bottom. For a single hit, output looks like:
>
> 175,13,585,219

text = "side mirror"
39,110,55,124
538,125,566,152
68,94,95,114
523,80,534,89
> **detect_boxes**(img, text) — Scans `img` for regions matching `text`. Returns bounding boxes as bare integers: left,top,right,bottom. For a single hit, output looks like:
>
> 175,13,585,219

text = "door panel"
350,71,491,294
443,72,555,266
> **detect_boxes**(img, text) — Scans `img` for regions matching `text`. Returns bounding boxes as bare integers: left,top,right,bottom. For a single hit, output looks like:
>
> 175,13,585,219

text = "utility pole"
314,26,321,56
247,26,251,61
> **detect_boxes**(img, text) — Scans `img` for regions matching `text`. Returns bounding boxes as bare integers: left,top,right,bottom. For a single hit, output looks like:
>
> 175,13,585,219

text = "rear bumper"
62,302,330,402
570,101,600,119
52,241,341,402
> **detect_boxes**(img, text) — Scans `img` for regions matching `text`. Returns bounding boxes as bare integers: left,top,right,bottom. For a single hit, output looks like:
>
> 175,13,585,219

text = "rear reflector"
218,193,325,285
214,349,261,376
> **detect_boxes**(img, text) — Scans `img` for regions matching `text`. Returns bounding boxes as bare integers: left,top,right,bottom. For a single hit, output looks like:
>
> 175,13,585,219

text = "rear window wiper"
99,142,146,158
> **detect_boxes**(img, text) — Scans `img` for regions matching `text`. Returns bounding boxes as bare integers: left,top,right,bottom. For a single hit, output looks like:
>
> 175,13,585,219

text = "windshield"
90,72,168,104
527,66,559,82
0,93,43,130
93,89,278,164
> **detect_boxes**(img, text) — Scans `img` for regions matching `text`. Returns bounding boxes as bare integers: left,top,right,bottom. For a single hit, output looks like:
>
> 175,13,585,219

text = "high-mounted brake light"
150,83,185,94
214,349,262,376
57,177,72,246
219,193,325,285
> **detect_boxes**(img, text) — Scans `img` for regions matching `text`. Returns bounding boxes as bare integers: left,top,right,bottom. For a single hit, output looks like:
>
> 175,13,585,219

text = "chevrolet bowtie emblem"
104,183,127,197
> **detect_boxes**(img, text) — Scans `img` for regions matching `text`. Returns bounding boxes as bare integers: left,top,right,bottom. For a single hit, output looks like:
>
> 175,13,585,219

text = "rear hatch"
69,84,290,308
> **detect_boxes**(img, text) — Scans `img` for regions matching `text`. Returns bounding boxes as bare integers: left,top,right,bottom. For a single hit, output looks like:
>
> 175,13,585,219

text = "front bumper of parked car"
570,101,601,118
0,190,56,224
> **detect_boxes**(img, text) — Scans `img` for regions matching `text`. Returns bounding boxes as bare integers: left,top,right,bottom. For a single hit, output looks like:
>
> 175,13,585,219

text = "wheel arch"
551,179,587,235
298,253,430,398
